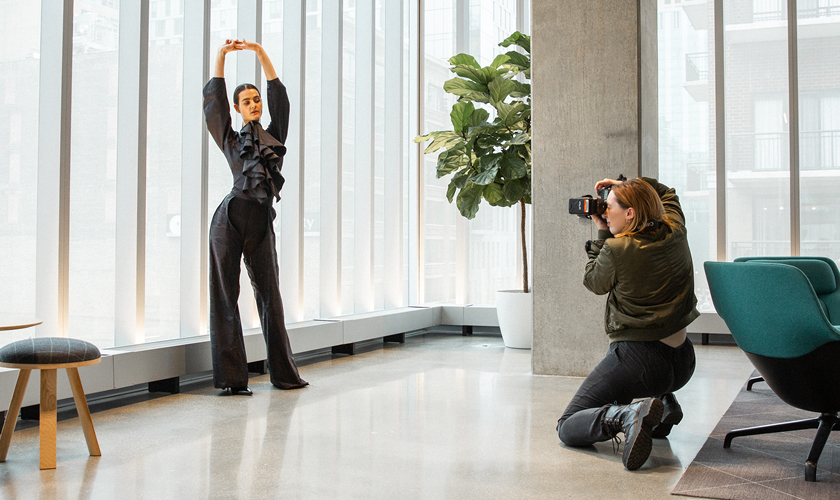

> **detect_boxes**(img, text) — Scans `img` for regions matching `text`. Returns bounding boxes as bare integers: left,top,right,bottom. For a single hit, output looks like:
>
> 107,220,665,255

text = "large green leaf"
413,131,439,143
452,166,472,189
456,183,483,219
471,155,502,185
483,183,505,205
449,53,480,68
489,54,511,69
443,77,488,96
503,51,530,70
446,179,458,203
436,146,469,177
423,131,462,154
476,135,502,150
488,77,517,105
503,177,527,203
509,81,531,98
499,31,531,53
498,154,528,180
506,131,530,146
455,92,491,104
479,67,503,83
452,65,486,84
466,108,490,128
494,101,527,127
450,102,475,133
504,153,528,179
478,153,503,170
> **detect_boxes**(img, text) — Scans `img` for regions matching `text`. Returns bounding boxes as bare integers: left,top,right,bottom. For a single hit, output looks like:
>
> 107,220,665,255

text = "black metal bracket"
247,360,267,374
332,343,356,356
148,376,180,394
383,333,405,344
20,405,39,421
462,325,473,336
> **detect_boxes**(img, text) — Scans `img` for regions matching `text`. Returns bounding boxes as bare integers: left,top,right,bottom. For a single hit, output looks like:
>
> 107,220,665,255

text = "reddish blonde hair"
610,178,678,237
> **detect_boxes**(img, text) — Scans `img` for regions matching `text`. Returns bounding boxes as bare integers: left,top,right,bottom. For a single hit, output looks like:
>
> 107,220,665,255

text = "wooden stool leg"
40,369,57,470
66,368,100,456
0,369,32,461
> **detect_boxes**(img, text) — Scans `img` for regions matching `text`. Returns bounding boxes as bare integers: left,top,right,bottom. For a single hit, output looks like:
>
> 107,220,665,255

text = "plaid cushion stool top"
0,337,102,470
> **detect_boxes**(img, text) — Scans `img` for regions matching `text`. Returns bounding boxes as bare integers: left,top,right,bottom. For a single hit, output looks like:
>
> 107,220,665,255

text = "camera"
568,195,607,218
568,174,626,219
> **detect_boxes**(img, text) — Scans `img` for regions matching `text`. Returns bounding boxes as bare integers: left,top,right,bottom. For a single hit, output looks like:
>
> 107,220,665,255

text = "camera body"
568,195,607,217
568,174,627,219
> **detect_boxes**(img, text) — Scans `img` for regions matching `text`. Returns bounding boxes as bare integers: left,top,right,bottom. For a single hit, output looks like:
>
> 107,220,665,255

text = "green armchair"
705,259,840,482
733,256,840,390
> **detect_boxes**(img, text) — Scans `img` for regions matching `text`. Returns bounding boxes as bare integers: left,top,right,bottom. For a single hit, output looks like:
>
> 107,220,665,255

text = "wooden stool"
0,337,101,469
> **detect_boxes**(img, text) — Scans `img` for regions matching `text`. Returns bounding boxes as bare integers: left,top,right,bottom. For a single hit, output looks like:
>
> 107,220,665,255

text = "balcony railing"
727,130,840,171
731,240,840,258
685,52,709,82
725,0,840,24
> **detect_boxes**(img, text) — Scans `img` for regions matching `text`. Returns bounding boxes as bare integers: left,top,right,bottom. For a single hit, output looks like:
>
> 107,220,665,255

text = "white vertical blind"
36,0,73,339
384,0,405,309
180,0,211,338
12,0,538,349
319,0,344,318
115,0,149,346
280,0,307,323
354,0,375,313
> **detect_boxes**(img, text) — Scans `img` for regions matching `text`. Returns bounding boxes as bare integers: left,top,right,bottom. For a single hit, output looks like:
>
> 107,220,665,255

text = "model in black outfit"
203,39,307,395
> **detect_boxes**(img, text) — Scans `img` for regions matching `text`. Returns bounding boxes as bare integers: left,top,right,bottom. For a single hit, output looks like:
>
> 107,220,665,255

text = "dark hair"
233,83,259,105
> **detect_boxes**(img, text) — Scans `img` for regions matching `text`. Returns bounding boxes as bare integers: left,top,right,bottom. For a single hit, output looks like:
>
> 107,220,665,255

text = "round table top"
0,318,42,331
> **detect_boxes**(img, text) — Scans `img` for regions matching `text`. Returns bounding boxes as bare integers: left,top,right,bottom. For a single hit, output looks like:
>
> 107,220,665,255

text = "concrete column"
532,0,658,376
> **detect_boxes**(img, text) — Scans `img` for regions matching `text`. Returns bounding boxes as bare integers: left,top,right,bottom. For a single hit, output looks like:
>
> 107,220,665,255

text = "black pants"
209,193,307,390
557,339,695,447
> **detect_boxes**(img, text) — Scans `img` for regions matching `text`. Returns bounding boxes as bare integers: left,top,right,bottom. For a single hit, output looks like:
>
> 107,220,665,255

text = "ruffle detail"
238,121,286,203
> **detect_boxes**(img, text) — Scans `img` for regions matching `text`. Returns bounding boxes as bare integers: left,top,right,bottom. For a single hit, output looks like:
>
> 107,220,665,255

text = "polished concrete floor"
0,331,755,500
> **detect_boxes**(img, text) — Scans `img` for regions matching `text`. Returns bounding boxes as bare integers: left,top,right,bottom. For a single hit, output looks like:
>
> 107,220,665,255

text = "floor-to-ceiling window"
658,0,840,314
3,0,528,349
146,0,185,342
420,0,530,305
0,0,41,342
68,0,120,347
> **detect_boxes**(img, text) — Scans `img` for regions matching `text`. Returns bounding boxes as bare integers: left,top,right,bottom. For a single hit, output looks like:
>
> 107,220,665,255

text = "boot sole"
651,408,683,439
623,398,664,471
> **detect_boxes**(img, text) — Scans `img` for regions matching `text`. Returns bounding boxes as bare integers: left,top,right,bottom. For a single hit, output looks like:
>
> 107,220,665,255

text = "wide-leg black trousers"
557,339,695,447
209,193,307,390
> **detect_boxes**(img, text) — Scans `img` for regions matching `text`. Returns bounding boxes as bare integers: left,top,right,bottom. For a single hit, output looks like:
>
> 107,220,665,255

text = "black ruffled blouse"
203,77,290,205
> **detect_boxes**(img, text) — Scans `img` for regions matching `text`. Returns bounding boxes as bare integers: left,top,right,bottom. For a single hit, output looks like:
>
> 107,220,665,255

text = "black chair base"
746,376,764,391
724,412,840,482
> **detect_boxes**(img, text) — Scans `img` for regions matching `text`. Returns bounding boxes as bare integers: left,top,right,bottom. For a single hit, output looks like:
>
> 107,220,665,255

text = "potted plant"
414,32,532,349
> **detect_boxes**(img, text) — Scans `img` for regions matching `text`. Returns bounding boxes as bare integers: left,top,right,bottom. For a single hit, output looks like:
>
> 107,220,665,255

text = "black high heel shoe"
228,387,253,396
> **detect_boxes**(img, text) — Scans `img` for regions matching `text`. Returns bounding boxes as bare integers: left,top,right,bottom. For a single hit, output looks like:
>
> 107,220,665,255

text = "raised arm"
238,40,277,80
639,177,686,226
205,40,243,151
240,41,288,143
214,39,242,78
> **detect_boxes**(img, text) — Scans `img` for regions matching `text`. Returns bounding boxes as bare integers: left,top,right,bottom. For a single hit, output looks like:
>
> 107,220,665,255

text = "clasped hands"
219,38,262,54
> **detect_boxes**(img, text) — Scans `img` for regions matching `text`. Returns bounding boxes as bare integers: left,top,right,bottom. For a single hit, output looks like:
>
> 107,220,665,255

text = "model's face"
235,89,262,123
605,191,633,235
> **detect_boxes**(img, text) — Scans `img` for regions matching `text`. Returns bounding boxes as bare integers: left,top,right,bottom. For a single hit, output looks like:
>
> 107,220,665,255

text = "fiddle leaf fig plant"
414,31,532,292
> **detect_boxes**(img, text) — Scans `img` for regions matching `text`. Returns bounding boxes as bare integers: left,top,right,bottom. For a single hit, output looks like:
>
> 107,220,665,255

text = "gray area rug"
672,374,840,499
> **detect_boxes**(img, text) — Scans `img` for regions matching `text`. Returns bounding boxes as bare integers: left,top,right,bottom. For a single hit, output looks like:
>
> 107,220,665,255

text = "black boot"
651,393,683,438
603,398,664,470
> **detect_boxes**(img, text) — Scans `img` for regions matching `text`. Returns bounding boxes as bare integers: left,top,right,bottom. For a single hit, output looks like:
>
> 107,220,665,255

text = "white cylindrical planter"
496,290,533,349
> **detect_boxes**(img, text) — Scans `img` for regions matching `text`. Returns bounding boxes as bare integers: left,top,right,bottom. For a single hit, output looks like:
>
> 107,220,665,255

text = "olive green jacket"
584,178,700,343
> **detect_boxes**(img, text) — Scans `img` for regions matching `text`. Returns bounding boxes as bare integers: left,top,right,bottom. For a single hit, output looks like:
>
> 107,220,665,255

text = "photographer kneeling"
556,177,698,471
